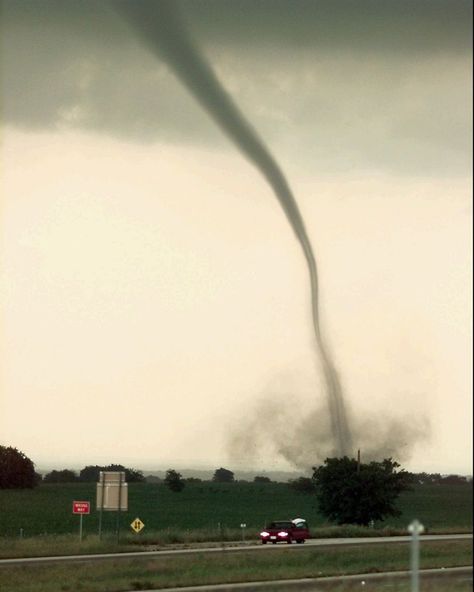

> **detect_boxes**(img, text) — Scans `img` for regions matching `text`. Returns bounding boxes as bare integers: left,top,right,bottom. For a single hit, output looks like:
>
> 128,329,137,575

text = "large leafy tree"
212,467,235,482
0,446,37,489
164,469,185,492
313,457,411,526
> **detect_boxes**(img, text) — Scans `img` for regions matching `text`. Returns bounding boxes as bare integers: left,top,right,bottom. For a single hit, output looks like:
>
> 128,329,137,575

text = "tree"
107,465,145,483
145,475,162,484
440,474,468,485
0,446,37,489
79,464,145,482
43,469,77,483
79,465,102,482
313,457,411,526
212,467,235,483
289,476,316,494
406,472,442,485
404,472,469,486
254,476,271,483
164,469,185,492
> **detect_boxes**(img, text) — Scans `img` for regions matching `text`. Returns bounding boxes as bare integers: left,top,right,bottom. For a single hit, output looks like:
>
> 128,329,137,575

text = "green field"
0,481,471,540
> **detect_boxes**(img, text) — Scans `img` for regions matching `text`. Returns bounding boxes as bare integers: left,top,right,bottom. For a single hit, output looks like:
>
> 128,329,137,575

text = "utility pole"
357,449,361,473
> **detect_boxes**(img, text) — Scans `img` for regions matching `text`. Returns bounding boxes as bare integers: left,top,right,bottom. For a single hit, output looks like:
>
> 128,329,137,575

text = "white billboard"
96,471,128,511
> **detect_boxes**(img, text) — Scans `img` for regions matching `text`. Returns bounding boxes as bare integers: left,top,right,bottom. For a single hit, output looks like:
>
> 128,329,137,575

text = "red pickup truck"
259,518,310,544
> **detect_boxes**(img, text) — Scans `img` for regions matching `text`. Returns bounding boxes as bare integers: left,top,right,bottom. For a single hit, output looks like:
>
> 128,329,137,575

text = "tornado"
112,0,353,456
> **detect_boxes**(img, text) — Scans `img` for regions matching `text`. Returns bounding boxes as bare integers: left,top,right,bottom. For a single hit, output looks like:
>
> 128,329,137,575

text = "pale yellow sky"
1,0,472,475
1,129,471,474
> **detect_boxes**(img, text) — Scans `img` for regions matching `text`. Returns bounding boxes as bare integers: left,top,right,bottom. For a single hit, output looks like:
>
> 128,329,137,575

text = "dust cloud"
227,391,430,470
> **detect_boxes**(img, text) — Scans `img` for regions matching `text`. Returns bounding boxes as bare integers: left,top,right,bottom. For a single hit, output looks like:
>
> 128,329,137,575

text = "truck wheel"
261,540,267,544
296,539,304,544
272,541,277,544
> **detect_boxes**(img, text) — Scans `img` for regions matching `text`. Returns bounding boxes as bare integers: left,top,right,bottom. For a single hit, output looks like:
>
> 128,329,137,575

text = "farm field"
0,481,472,540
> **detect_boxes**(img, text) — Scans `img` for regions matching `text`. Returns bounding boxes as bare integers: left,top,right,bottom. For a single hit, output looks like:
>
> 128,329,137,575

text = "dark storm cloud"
4,0,471,54
1,0,472,174
184,0,472,55
1,0,217,143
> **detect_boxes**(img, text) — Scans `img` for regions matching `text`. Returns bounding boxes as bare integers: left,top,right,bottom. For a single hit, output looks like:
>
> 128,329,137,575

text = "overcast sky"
1,0,472,475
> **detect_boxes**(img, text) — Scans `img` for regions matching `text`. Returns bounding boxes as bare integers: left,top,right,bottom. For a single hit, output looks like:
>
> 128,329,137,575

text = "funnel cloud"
113,0,353,457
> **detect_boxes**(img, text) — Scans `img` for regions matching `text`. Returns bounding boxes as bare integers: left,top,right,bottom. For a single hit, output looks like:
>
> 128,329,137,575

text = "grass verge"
0,540,471,591
0,525,471,560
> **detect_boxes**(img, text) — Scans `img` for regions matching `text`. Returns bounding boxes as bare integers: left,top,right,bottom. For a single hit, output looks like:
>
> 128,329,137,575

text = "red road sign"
72,501,90,514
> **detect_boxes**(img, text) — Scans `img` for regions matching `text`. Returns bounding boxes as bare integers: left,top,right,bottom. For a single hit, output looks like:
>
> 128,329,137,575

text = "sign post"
72,501,90,541
408,519,425,592
240,523,246,542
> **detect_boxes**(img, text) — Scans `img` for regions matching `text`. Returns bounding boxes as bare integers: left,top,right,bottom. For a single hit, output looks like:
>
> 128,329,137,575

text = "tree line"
0,447,267,489
45,466,241,486
43,464,146,483
42,466,472,488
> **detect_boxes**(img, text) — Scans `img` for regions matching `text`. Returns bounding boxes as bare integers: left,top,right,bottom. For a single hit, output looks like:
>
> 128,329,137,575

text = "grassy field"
0,541,471,591
0,481,471,540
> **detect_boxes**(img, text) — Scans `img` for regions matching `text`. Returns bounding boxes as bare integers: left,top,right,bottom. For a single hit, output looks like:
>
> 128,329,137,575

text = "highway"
0,533,471,567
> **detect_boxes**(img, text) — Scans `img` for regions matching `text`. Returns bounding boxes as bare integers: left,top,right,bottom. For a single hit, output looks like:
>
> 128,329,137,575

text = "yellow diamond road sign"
130,518,145,533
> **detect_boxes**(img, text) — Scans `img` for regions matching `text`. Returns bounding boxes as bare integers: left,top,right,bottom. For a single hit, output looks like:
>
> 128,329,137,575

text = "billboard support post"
98,472,105,540
116,474,123,543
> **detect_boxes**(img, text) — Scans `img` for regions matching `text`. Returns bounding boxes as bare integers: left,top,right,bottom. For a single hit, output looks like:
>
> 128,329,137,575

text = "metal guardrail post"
408,519,425,592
